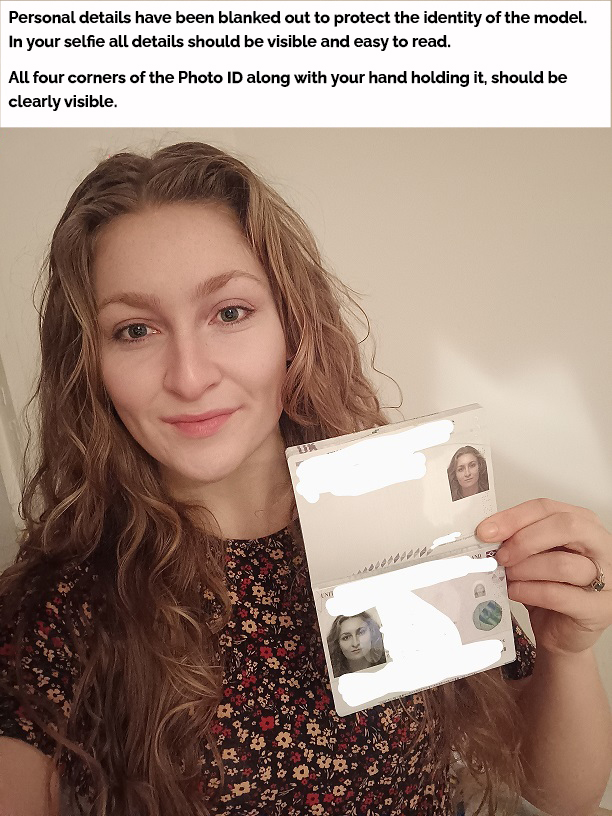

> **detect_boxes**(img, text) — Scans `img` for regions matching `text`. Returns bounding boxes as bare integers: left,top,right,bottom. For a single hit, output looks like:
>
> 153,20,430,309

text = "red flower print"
0,527,536,813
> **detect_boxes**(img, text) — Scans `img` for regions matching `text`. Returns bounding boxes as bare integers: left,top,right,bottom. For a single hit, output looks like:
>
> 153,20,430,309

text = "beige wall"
1,128,611,805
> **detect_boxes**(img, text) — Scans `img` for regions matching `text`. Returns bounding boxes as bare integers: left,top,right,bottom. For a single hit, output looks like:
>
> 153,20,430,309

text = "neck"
461,483,479,497
163,426,296,540
347,656,371,672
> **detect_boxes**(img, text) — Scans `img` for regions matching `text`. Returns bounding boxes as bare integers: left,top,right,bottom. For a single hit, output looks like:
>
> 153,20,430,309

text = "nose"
352,633,360,647
163,331,222,399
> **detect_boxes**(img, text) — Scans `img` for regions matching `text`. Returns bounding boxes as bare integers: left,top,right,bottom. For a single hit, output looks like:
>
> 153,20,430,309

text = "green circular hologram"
473,600,502,631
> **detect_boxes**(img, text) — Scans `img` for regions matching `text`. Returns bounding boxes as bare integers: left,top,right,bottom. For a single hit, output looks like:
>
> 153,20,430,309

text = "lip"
168,411,236,439
162,408,237,423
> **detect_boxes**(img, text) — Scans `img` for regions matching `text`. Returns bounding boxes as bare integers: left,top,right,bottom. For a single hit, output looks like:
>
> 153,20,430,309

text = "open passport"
285,404,517,716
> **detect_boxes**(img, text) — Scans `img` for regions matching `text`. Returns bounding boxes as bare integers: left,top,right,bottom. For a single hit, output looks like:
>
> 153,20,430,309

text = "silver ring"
584,556,606,591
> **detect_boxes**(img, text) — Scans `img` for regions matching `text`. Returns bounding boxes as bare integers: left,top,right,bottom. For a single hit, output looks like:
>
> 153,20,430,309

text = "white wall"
1,128,611,805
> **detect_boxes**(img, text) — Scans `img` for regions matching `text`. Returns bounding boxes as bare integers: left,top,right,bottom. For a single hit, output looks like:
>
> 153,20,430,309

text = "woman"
448,446,489,501
327,611,386,677
0,142,609,816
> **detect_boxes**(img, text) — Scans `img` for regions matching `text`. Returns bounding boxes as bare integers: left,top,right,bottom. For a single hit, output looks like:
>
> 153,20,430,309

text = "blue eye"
216,304,255,326
112,323,151,344
219,306,242,323
111,305,255,345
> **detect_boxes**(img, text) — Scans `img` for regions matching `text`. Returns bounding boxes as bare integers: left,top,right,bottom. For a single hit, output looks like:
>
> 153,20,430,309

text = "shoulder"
0,558,99,754
1,557,98,647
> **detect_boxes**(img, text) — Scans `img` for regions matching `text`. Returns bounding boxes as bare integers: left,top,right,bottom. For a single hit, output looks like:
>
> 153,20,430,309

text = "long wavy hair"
0,142,527,815
447,445,490,501
327,611,385,678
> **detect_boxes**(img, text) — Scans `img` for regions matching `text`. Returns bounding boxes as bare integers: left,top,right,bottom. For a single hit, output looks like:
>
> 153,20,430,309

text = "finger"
492,513,609,567
476,498,603,544
504,551,604,589
506,580,609,623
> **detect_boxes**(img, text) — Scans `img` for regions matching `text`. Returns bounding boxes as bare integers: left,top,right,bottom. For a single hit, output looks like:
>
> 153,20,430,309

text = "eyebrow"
96,270,264,313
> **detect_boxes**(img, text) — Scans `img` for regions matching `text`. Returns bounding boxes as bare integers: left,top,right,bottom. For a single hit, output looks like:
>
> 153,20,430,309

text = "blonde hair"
0,142,527,815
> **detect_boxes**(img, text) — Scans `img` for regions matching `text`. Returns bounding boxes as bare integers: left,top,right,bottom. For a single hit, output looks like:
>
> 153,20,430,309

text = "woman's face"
455,453,479,493
94,202,290,490
338,617,372,664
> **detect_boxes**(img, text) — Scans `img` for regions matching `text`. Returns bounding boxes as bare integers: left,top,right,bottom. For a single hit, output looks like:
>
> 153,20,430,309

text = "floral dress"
0,525,536,815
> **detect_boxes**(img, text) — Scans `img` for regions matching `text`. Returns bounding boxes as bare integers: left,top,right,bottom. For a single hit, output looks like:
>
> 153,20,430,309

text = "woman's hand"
476,499,612,656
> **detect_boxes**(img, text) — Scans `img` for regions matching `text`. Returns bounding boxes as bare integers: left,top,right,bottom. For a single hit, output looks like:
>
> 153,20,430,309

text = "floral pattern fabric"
0,525,536,815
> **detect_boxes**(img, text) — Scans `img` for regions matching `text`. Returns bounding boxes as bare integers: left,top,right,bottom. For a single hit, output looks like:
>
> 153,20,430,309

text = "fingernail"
478,522,499,540
495,548,509,565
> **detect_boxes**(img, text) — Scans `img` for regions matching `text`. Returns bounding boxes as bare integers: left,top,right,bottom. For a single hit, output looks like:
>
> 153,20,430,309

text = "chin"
177,459,242,484
155,447,239,482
